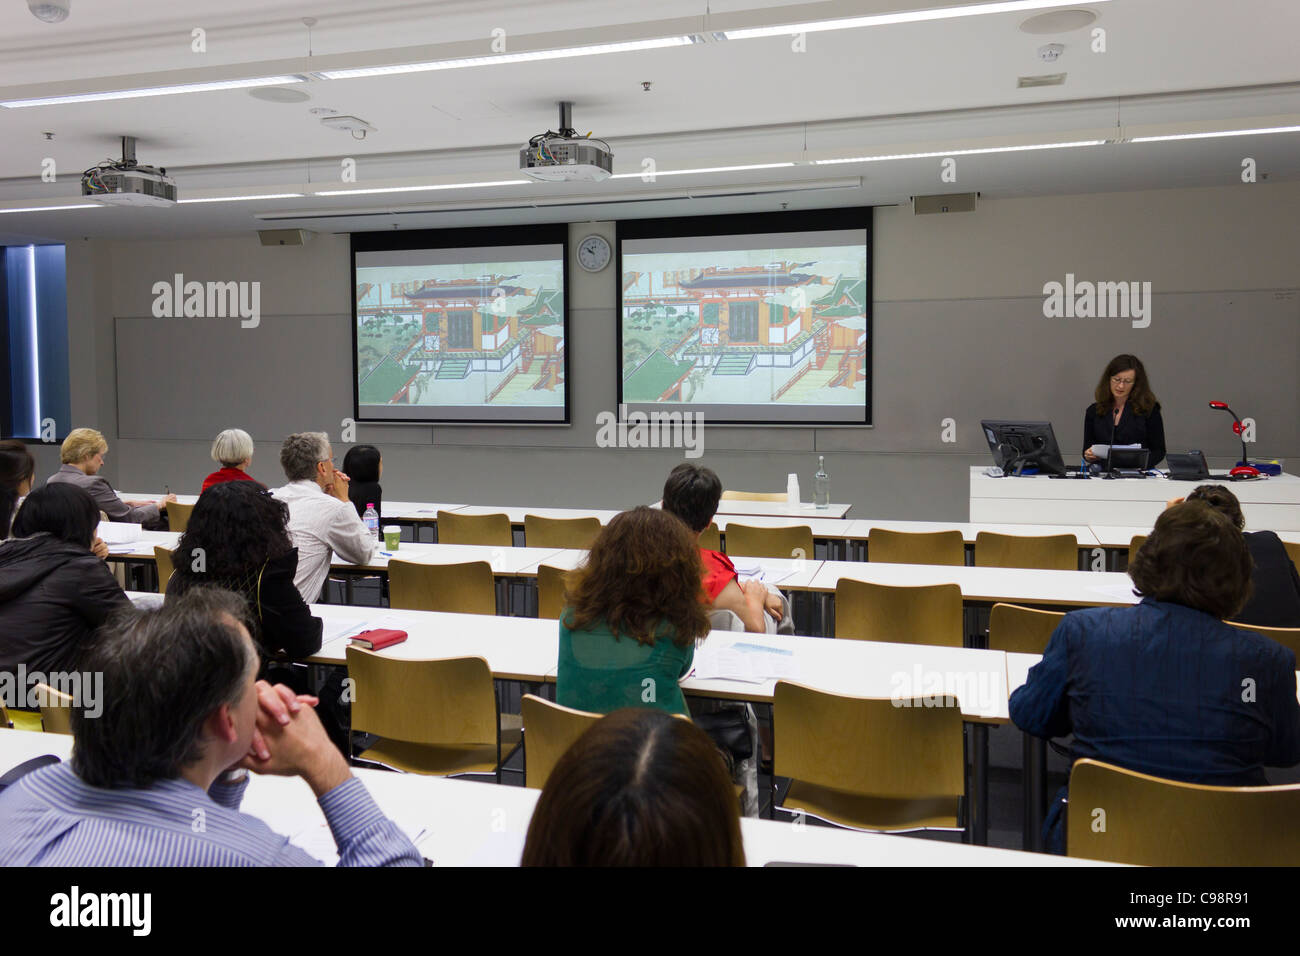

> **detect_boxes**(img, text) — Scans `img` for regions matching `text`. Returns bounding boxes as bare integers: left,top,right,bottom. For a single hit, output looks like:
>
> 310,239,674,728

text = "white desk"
1090,524,1300,549
809,560,1139,608
849,519,1101,549
522,550,825,592
712,499,853,519
970,467,1300,530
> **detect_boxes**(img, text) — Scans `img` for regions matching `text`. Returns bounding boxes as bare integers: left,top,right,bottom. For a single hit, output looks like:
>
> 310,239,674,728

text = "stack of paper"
692,640,801,684
96,521,142,544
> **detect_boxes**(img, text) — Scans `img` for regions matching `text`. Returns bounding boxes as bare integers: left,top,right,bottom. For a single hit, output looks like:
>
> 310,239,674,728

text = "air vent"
912,193,978,215
1018,73,1066,88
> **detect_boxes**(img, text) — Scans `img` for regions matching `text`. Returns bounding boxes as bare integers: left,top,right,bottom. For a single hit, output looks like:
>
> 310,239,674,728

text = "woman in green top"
557,506,712,715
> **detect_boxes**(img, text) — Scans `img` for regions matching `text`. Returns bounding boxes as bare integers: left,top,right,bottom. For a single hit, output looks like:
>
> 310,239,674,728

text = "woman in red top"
201,428,263,493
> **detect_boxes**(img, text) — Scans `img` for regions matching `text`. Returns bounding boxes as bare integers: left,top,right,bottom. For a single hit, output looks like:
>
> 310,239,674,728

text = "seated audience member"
1010,501,1300,854
167,481,322,660
341,444,383,523
557,507,711,716
271,432,375,603
0,484,130,675
0,588,421,867
46,427,175,529
661,462,785,633
0,439,36,538
202,428,264,493
1167,484,1300,628
521,708,745,867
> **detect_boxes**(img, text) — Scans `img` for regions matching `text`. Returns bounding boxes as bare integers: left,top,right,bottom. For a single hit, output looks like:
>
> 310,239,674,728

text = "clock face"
577,234,611,272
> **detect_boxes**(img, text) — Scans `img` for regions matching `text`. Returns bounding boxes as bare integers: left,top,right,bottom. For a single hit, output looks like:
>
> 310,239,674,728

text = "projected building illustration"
621,251,867,405
355,264,564,407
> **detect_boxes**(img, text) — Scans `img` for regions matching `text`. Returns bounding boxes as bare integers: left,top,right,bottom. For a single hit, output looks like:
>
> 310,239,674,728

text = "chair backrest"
346,648,497,747
773,681,964,800
724,523,814,561
834,579,963,647
987,602,1065,655
721,490,786,502
167,501,195,534
387,559,496,615
34,683,74,735
975,532,1078,571
698,522,721,552
868,528,964,566
1127,534,1147,567
708,608,746,631
1067,758,1300,865
154,545,176,593
524,515,600,550
1284,540,1300,578
436,510,513,548
0,701,10,729
520,694,602,790
1228,620,1300,658
536,564,570,620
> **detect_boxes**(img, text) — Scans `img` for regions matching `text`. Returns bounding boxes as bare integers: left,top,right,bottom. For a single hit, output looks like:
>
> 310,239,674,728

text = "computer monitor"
980,420,1067,476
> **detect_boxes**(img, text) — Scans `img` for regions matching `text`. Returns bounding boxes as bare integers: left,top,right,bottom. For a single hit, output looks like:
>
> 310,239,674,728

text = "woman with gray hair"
202,428,263,493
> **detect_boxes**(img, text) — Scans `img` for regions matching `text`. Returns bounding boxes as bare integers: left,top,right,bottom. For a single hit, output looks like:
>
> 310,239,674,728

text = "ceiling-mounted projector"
519,101,612,183
81,136,177,207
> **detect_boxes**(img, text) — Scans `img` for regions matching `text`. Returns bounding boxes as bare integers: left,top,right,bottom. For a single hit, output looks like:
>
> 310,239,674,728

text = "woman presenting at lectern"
1082,354,1166,468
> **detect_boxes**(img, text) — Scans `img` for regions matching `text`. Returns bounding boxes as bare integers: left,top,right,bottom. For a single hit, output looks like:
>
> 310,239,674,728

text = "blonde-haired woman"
47,427,174,529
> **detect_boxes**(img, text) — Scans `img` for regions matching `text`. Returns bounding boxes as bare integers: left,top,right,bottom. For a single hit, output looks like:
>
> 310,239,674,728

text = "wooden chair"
167,501,195,534
0,702,42,733
387,559,496,615
721,490,786,502
1067,758,1300,865
723,523,813,561
524,515,600,550
1127,534,1147,567
520,694,601,789
346,649,520,779
34,683,74,735
773,681,965,831
1284,540,1300,578
987,603,1065,655
536,564,571,620
975,532,1078,571
154,545,175,594
868,528,964,566
436,510,512,548
834,579,964,647
1228,621,1300,658
698,522,721,552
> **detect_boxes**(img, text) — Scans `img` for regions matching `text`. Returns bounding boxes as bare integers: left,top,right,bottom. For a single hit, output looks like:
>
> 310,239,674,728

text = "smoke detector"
28,0,70,22
320,115,377,139
1037,43,1065,62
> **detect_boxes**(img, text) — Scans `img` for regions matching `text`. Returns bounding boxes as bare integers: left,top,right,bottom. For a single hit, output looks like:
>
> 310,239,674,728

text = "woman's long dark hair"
172,481,292,576
1093,354,1158,416
342,445,381,483
0,439,37,538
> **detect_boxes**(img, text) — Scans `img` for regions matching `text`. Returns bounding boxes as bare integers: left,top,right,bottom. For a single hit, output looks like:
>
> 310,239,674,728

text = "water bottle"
786,473,800,507
363,503,380,543
814,456,830,509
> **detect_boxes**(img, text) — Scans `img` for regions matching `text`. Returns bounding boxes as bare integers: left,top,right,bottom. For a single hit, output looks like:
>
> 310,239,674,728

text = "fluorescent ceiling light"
610,163,796,178
815,140,1105,163
316,36,692,80
1130,125,1300,143
178,193,305,204
314,180,531,196
0,203,102,213
1,75,306,109
724,0,1112,39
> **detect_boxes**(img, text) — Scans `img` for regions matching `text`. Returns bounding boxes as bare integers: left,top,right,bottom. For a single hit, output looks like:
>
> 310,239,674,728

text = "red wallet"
350,628,408,650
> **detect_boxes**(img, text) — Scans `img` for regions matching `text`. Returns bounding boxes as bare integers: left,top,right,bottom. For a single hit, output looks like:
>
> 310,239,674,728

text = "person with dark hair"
0,483,129,675
1170,484,1300,628
661,462,783,633
341,444,383,523
0,438,36,539
1010,501,1300,853
557,507,711,716
521,708,745,867
0,588,422,866
1082,354,1166,468
167,481,322,660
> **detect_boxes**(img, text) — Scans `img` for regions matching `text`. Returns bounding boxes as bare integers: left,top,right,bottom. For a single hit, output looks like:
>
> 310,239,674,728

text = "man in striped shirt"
0,588,420,866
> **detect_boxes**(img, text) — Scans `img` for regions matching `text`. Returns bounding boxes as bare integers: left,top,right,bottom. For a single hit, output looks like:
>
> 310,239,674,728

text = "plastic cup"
383,526,401,550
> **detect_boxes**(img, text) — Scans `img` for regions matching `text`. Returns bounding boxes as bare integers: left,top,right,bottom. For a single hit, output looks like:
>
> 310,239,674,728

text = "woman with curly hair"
166,480,322,661
556,506,711,716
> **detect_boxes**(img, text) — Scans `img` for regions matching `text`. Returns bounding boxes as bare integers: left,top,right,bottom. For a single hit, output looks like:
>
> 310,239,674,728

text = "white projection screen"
352,224,569,424
618,208,871,425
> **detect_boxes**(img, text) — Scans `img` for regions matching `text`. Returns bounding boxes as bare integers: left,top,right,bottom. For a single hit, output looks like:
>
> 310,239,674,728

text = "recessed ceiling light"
1020,8,1098,33
249,87,311,103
